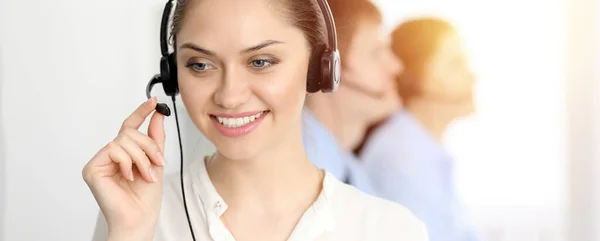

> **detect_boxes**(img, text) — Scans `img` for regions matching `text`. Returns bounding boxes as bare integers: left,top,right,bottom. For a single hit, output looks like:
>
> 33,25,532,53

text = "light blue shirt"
360,110,479,241
302,109,376,196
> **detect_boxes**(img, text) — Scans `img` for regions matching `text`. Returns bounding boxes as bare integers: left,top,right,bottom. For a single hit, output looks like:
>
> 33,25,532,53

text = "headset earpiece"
306,46,341,93
319,48,341,93
160,53,179,96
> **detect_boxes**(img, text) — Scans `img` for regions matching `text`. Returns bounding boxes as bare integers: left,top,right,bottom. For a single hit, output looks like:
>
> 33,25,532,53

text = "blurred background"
375,0,568,240
0,0,598,240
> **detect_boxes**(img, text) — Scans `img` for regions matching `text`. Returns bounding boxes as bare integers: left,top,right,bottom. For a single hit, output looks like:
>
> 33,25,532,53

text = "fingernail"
128,170,134,181
149,168,158,183
157,152,166,166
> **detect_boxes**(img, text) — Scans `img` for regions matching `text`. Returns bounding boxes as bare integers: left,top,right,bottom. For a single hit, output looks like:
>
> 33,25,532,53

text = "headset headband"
315,0,338,51
160,1,174,57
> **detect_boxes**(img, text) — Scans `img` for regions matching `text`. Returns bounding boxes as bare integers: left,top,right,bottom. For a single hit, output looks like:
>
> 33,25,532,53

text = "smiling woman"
82,0,427,241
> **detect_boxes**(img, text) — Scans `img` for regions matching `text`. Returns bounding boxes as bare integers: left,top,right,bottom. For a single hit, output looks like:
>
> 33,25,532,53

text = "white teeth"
216,111,265,128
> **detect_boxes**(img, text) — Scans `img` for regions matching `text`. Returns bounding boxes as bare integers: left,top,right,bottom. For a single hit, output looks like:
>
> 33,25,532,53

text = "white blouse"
92,155,428,241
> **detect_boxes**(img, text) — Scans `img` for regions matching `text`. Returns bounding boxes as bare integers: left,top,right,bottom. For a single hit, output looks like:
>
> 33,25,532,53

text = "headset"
145,0,340,240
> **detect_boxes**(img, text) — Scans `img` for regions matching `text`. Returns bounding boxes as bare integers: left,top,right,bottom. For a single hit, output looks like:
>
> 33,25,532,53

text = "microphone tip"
156,103,171,117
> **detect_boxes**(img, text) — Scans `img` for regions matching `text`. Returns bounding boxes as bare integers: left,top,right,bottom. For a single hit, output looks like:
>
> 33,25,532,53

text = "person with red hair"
359,17,479,241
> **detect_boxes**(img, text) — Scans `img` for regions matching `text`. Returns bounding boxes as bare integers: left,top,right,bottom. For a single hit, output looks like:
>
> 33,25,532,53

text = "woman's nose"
213,68,251,109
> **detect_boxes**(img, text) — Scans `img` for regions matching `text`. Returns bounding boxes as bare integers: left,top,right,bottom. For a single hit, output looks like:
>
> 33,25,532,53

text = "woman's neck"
206,125,322,215
405,98,460,142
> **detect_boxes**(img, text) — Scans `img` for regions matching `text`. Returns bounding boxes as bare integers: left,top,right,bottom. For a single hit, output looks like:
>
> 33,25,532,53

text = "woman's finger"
116,135,159,183
122,128,165,167
106,142,134,181
120,97,157,131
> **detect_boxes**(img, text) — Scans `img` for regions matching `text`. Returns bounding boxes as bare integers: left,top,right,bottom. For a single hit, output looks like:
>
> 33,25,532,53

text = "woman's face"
421,32,476,112
342,22,402,96
175,0,311,160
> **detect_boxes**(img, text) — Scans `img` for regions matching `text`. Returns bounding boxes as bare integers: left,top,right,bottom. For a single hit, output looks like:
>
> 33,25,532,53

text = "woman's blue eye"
251,59,271,68
191,63,210,71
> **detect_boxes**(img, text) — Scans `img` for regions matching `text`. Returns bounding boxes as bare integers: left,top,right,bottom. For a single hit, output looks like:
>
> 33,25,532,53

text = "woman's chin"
214,144,263,162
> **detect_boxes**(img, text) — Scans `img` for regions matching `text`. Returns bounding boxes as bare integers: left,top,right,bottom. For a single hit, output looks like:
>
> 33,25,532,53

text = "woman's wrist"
107,232,153,241
107,227,154,241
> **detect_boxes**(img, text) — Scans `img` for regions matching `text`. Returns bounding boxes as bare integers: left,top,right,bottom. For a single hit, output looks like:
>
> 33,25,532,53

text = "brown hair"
391,17,456,101
170,0,328,83
326,0,382,61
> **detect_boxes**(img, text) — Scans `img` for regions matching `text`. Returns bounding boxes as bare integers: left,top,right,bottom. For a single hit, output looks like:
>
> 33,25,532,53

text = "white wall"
566,0,600,239
1,44,7,241
0,1,214,240
594,16,600,238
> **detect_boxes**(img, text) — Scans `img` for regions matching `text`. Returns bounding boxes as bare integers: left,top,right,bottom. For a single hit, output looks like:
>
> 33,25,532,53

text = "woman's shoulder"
331,183,429,240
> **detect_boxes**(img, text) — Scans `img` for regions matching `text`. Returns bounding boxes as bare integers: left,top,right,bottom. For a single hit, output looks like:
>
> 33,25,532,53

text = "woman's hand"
82,97,166,241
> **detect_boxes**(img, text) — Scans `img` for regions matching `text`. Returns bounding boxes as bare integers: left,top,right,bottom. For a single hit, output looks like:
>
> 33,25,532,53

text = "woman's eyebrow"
241,40,284,53
179,43,216,56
